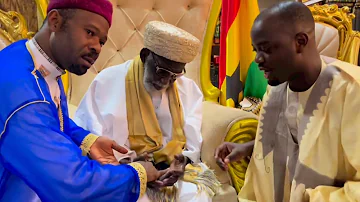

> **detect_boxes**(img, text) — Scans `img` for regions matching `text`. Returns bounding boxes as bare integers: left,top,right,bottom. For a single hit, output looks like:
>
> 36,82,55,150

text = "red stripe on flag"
219,0,241,87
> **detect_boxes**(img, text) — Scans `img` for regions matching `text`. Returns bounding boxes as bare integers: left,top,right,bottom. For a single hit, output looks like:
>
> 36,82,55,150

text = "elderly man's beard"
143,65,169,93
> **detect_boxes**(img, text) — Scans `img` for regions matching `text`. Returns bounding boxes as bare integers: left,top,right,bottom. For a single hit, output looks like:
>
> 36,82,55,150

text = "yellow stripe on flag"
226,12,241,78
238,0,259,83
220,11,241,107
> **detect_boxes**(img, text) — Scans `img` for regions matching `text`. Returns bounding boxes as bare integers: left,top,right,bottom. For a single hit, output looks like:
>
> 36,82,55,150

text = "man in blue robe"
0,0,162,201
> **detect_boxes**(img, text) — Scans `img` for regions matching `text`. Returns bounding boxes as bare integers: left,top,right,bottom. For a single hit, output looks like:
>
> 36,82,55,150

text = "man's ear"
295,32,309,53
47,10,63,32
140,48,150,63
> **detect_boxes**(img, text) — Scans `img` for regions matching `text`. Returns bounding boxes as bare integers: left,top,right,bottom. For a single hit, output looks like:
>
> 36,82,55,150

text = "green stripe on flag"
243,61,267,99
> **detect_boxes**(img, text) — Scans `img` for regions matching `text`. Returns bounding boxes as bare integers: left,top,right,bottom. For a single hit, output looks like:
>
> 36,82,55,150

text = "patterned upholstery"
68,0,212,106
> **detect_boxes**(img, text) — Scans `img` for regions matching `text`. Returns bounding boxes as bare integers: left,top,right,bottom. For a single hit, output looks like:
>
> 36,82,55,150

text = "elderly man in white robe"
74,21,220,202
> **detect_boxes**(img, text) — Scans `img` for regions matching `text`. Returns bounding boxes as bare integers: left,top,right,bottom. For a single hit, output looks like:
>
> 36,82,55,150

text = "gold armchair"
310,4,360,65
0,9,33,50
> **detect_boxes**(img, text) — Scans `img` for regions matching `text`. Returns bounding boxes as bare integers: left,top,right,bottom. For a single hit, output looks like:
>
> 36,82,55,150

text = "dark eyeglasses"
151,52,185,80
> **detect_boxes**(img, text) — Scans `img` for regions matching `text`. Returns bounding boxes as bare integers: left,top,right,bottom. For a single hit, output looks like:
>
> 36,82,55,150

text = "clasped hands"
132,153,187,188
88,136,255,186
88,136,186,187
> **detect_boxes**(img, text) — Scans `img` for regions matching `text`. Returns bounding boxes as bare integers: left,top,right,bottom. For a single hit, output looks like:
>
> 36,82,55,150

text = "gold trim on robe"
80,134,99,156
129,162,148,198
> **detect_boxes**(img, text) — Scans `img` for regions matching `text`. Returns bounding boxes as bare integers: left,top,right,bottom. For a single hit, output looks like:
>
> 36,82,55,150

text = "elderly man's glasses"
151,52,185,80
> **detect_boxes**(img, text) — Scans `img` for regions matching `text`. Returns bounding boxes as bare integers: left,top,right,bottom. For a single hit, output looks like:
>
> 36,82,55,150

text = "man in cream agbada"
74,21,220,202
215,2,360,202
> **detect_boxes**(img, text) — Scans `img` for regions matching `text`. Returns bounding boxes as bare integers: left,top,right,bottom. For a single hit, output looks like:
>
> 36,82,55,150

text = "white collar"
27,38,65,80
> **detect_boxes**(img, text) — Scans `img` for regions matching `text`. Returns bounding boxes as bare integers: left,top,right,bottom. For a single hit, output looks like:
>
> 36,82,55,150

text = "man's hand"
133,152,153,162
89,136,128,165
214,141,254,171
150,154,187,188
137,161,167,182
119,152,153,164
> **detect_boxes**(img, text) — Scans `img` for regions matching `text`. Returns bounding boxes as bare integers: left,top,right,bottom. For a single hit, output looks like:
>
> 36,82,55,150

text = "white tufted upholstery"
315,22,339,59
68,0,211,106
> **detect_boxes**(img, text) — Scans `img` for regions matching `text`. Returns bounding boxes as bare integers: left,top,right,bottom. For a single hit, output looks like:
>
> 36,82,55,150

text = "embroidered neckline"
31,38,66,75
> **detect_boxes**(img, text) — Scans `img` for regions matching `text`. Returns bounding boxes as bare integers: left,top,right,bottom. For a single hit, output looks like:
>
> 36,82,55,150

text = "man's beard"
68,64,88,76
143,80,155,93
143,79,168,93
143,65,168,93
268,79,282,86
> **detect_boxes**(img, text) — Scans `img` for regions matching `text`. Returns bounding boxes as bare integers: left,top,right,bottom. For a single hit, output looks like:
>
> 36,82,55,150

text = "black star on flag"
225,62,243,107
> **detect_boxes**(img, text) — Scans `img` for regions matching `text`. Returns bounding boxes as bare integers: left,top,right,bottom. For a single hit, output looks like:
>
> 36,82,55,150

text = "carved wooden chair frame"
0,9,33,44
309,4,360,65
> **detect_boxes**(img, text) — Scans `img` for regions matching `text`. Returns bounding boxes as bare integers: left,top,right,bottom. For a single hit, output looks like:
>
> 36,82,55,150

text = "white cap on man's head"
144,21,201,64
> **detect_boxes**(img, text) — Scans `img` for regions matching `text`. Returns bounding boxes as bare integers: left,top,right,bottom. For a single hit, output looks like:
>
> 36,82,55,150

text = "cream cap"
144,21,201,63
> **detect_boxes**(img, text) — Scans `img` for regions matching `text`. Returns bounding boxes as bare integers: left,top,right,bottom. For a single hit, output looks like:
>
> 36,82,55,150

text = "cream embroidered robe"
238,56,360,202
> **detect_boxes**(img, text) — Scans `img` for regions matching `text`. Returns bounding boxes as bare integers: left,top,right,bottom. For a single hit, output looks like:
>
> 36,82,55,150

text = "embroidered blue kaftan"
0,40,141,202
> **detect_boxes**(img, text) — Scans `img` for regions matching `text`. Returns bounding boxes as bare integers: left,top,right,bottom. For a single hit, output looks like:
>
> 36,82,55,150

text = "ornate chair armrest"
201,101,258,189
225,117,257,193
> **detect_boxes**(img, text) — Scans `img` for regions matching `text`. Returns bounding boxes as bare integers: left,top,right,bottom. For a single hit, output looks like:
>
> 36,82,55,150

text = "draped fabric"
219,0,262,107
125,56,186,165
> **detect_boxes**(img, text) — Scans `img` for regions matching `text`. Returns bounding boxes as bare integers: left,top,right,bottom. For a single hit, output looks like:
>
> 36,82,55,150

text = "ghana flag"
219,0,266,107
